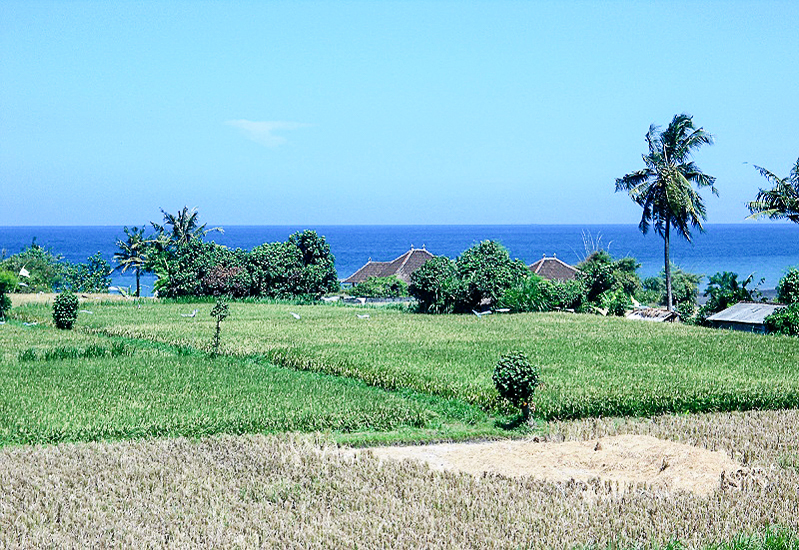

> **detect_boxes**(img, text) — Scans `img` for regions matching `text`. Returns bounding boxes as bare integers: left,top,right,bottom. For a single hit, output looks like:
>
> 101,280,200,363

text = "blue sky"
1,0,797,226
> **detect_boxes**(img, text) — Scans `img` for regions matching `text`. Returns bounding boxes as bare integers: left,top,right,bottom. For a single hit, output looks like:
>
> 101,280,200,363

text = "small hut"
706,302,786,334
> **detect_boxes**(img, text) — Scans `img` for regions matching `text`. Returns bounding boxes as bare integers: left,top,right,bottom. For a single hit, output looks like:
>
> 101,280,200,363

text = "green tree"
113,226,149,296
747,157,799,223
408,256,459,314
151,206,223,247
65,252,112,293
701,271,763,317
455,240,529,312
577,250,641,305
616,113,717,311
640,265,702,308
0,241,66,293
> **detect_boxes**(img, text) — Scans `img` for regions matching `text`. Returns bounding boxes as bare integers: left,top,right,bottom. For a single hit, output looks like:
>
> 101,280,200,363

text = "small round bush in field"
52,291,79,330
493,351,540,420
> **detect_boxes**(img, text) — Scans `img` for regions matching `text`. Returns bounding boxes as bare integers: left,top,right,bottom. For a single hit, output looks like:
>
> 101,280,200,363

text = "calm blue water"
1,225,796,296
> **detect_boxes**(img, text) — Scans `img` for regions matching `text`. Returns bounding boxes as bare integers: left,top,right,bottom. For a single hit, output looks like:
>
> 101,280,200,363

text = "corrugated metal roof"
706,302,786,324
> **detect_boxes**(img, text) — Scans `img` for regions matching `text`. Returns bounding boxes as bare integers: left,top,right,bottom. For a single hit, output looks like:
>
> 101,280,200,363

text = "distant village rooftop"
343,247,436,285
528,255,580,281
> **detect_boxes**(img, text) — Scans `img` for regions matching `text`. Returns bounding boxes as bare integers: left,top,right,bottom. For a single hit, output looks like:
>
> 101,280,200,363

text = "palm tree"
151,206,223,247
113,226,148,297
746,157,799,223
615,113,717,312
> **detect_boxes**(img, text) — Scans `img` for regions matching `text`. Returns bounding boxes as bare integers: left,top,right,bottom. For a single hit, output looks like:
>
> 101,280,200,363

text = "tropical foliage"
702,271,763,315
765,304,799,337
409,241,529,313
64,252,112,293
349,275,409,298
777,268,799,305
577,250,641,308
616,113,716,311
151,206,223,248
408,256,460,313
0,242,66,292
152,230,338,299
497,274,586,313
0,243,111,294
640,265,703,309
747,157,799,223
113,226,149,296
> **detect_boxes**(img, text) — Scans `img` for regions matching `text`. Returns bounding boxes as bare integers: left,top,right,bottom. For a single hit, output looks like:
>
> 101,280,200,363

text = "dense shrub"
696,271,764,324
287,230,339,296
201,264,252,298
52,291,79,330
599,287,631,317
349,276,408,298
455,241,530,312
578,251,641,306
498,275,586,313
409,256,460,313
777,268,799,304
0,242,66,292
247,241,304,298
409,241,528,314
0,269,17,319
493,351,540,420
64,252,112,293
153,229,338,300
153,240,241,298
640,265,702,308
765,304,799,336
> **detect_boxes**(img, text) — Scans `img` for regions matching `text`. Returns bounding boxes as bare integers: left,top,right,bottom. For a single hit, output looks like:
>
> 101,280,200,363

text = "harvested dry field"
2,409,798,549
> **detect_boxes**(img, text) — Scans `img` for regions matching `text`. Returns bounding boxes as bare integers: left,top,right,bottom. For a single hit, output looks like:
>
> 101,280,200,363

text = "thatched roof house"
706,302,786,333
343,247,435,285
528,255,579,281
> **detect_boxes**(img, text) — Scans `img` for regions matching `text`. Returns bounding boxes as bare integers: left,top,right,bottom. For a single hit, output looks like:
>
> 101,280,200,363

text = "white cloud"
225,120,311,147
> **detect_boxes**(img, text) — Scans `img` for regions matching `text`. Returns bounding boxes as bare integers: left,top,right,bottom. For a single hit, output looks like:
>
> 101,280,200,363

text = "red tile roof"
528,256,579,281
343,248,436,284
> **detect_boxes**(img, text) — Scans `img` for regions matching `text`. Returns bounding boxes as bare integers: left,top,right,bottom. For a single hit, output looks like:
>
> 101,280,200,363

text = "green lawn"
16,300,799,420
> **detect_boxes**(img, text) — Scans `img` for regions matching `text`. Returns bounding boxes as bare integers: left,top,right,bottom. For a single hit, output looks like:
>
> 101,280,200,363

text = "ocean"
1,224,796,296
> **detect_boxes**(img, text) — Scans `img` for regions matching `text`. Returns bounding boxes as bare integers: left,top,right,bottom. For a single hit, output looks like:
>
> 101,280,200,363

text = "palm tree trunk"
135,267,141,297
664,220,673,312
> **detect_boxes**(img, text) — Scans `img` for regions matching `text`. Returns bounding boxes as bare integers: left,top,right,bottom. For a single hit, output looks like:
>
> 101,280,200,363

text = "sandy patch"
357,434,741,496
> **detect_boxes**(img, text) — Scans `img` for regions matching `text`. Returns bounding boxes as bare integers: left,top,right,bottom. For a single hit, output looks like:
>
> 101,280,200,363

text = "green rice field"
16,300,799,421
